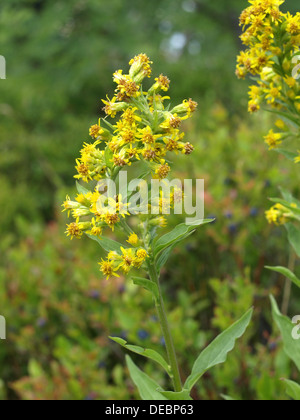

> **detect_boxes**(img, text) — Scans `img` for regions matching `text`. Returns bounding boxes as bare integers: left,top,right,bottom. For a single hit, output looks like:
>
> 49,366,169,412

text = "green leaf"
105,147,113,167
284,379,300,400
185,308,253,391
154,219,213,258
110,337,171,376
266,109,300,127
86,234,124,253
76,181,90,195
156,245,175,272
276,149,298,162
28,359,44,378
132,277,159,301
158,389,192,400
126,356,167,400
279,187,300,208
270,295,300,371
285,223,300,257
266,266,300,289
269,198,300,217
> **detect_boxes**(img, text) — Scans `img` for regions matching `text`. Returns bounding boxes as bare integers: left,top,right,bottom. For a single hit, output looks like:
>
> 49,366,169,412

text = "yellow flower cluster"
99,247,148,279
63,54,196,279
265,203,288,225
236,0,300,154
265,202,298,225
64,192,128,237
74,53,196,184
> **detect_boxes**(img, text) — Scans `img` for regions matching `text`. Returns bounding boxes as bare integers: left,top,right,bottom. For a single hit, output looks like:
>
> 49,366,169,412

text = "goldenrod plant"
64,54,253,400
237,0,300,400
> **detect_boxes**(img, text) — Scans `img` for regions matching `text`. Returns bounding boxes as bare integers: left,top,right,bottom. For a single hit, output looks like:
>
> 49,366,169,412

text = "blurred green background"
1,0,300,400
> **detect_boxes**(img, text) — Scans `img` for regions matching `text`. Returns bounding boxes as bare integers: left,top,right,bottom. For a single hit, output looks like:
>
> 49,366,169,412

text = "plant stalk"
147,260,182,392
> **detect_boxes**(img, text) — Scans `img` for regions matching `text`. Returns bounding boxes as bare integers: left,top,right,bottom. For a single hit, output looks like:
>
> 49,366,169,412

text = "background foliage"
0,0,300,400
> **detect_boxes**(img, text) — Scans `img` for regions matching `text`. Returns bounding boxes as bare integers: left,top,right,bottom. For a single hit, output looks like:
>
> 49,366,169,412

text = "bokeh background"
1,0,300,400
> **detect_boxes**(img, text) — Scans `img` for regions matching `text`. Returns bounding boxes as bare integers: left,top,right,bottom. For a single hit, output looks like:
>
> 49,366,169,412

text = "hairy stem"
147,260,182,392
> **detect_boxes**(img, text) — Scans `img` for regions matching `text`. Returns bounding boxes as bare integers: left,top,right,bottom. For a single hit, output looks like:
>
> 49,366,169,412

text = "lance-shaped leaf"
266,266,300,289
269,198,300,217
86,234,124,253
153,219,213,258
285,223,300,257
110,337,171,376
126,356,167,400
105,147,113,167
279,187,300,208
132,277,159,301
270,296,300,371
156,245,176,272
276,149,298,162
266,109,300,127
76,181,90,195
284,379,300,401
185,308,253,391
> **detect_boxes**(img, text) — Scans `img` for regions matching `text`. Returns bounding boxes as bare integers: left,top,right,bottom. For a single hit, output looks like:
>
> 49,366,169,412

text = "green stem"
147,260,182,392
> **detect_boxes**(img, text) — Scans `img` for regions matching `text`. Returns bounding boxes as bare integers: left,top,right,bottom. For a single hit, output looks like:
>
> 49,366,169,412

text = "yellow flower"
284,76,296,88
235,65,247,79
102,96,128,118
74,161,93,183
142,147,159,162
65,222,88,239
264,83,282,104
117,247,136,274
113,153,130,167
248,100,260,113
80,140,101,156
265,204,287,225
137,126,161,144
113,71,140,99
134,249,148,267
148,94,170,112
103,212,120,230
275,119,286,130
154,161,171,180
171,99,198,117
62,196,80,216
264,129,282,149
127,233,139,246
129,53,153,83
160,114,183,132
249,85,260,99
99,260,119,280
88,219,103,237
163,130,185,152
183,142,194,155
149,74,170,93
150,216,167,228
286,12,300,35
120,107,142,126
89,122,106,139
